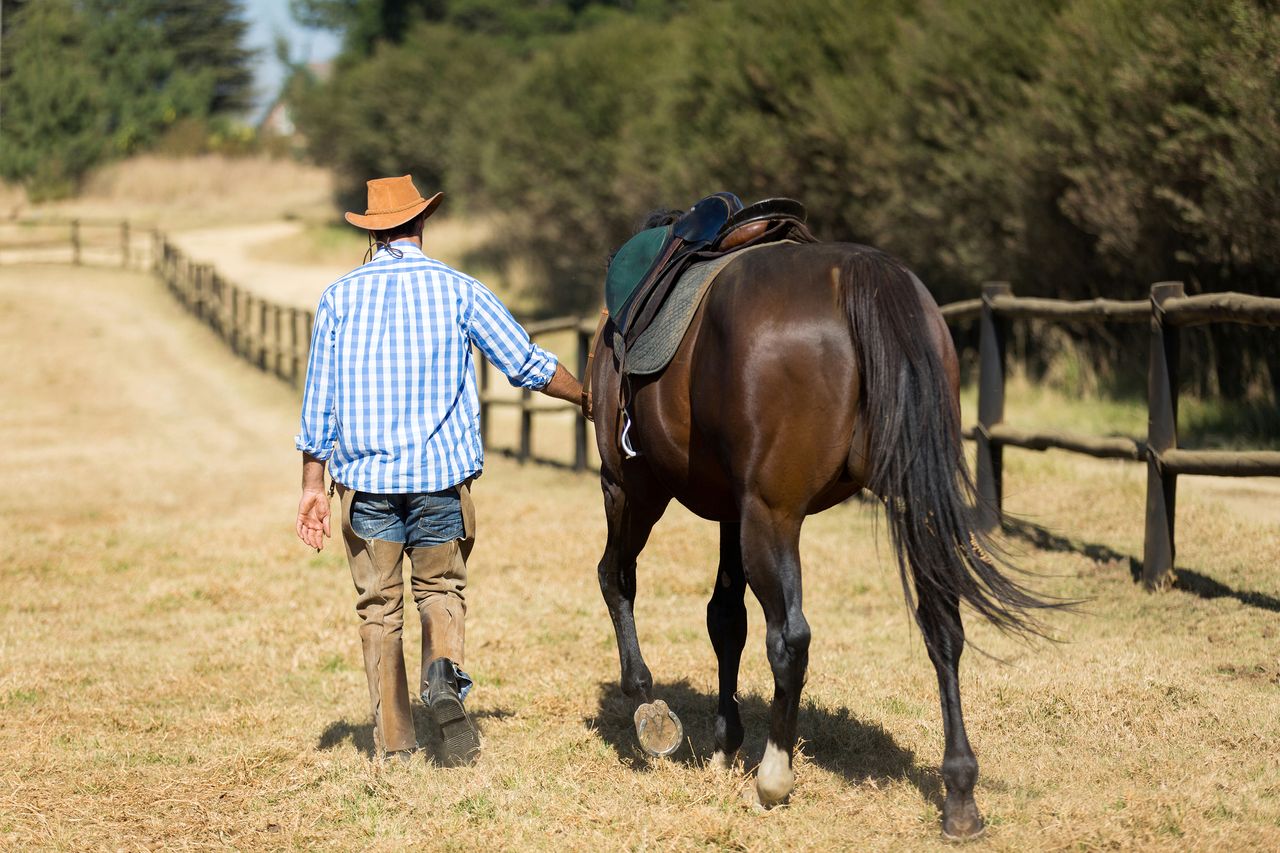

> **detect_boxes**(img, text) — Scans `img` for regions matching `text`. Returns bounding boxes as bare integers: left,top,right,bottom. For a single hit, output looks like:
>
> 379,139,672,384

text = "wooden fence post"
478,351,491,451
257,298,269,371
272,302,284,379
120,221,130,268
213,273,227,339
574,325,590,471
519,386,532,464
289,308,302,386
1142,281,1184,590
196,265,208,321
976,281,1010,529
243,294,254,362
71,220,81,265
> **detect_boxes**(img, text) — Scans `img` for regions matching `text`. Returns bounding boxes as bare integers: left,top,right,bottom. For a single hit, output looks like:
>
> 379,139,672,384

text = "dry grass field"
2,261,1279,851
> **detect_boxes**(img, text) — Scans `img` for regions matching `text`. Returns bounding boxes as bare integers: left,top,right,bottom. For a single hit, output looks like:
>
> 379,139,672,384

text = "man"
294,175,583,766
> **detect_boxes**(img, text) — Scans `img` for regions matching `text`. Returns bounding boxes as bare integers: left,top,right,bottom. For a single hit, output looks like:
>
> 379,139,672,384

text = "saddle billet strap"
580,308,609,422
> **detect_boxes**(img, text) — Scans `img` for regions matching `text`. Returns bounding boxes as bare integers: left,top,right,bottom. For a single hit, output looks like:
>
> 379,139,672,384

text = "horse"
589,210,1061,839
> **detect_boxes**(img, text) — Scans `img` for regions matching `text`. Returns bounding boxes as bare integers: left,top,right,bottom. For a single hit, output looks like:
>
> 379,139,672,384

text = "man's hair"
372,209,427,245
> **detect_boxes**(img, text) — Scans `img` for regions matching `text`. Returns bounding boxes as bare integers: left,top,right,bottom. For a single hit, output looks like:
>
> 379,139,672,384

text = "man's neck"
388,236,422,249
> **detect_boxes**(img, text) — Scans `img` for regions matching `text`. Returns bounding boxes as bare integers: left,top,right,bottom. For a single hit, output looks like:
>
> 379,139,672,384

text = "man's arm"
294,300,337,551
538,362,583,405
297,453,331,551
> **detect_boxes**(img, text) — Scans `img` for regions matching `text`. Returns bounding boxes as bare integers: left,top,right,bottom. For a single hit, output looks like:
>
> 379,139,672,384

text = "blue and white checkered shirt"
295,240,557,493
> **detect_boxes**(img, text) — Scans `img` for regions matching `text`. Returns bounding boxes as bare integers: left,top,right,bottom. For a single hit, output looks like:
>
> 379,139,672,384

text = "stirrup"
621,412,639,459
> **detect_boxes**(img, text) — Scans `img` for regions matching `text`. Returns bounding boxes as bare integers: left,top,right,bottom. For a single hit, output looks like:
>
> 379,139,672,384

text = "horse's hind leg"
917,590,985,840
597,471,677,752
706,522,747,769
739,501,808,807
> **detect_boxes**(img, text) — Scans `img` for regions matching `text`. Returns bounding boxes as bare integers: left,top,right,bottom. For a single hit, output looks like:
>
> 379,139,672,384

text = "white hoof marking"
755,740,794,807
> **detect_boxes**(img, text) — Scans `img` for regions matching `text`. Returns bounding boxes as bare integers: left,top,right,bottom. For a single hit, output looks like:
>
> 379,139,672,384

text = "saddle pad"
620,241,790,376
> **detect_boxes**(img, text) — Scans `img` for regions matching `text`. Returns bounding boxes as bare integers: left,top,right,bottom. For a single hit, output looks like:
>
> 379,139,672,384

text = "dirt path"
2,264,1277,850
170,221,348,310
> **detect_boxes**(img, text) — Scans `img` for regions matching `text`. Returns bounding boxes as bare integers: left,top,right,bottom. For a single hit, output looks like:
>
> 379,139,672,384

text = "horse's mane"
606,207,685,268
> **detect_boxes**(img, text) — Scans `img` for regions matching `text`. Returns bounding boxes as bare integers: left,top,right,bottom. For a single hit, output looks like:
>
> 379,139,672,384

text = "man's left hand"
297,489,331,551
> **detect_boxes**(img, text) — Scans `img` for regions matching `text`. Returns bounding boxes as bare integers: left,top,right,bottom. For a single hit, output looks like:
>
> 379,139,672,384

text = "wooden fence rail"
0,217,147,268
970,280,1280,590
8,219,1275,589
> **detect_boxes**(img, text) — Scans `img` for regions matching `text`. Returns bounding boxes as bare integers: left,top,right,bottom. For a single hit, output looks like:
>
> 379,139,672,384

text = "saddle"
606,194,814,348
584,194,815,423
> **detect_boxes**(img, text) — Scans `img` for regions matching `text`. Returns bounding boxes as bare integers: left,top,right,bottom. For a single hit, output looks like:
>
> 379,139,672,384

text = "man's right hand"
296,489,332,551
539,362,584,406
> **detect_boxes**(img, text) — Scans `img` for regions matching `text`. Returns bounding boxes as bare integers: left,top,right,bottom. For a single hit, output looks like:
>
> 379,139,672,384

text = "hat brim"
344,191,443,230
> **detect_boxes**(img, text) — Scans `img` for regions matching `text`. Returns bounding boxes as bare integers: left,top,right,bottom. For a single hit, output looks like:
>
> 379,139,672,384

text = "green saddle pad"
605,225,669,319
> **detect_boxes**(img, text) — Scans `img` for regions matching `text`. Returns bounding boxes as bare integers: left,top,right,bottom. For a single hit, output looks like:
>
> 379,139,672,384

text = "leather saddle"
607,194,813,348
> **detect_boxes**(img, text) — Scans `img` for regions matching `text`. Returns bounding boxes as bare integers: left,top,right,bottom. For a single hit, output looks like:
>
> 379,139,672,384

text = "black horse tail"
841,248,1062,649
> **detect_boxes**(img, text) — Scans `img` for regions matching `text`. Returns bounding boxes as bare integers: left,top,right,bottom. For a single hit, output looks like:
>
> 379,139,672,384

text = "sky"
241,0,343,120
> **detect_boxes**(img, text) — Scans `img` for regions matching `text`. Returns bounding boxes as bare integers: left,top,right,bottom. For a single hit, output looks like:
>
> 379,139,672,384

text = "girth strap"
580,308,609,423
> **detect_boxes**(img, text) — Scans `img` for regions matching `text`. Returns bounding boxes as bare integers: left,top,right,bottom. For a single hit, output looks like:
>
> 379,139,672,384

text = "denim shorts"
349,488,466,548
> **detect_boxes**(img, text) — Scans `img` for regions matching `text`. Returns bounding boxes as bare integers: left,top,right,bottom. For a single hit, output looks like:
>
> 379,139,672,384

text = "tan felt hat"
344,174,443,230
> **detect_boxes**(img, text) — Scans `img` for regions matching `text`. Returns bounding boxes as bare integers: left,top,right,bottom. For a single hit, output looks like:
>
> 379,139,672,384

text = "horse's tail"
841,248,1062,649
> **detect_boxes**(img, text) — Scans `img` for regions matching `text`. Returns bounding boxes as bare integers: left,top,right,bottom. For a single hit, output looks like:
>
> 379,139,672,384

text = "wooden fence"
152,232,313,387
8,218,1276,587
0,218,147,269
475,316,598,472
947,282,1280,590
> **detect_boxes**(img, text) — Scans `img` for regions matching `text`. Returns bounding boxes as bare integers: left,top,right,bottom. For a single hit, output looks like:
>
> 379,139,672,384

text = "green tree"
0,0,255,196
0,0,107,199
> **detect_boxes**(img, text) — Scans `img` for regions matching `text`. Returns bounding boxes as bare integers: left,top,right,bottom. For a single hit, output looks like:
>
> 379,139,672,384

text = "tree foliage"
294,0,1279,394
0,0,254,198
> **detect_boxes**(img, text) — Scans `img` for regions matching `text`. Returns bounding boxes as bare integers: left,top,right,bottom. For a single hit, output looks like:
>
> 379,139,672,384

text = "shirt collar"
373,239,426,260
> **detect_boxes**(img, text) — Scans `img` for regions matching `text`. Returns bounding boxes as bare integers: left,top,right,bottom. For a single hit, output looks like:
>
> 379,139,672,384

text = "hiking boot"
423,657,479,767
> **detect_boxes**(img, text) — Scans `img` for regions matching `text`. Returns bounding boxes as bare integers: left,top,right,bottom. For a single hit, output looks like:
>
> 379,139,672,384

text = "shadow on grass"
318,703,514,759
1003,518,1280,613
1170,569,1280,613
586,679,942,807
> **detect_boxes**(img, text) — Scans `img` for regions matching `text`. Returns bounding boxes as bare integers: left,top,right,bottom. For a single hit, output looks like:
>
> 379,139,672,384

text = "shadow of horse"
585,679,943,807
1004,518,1280,613
318,703,514,759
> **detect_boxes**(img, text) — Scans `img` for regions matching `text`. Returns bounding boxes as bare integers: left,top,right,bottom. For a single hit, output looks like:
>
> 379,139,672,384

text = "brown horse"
591,224,1059,839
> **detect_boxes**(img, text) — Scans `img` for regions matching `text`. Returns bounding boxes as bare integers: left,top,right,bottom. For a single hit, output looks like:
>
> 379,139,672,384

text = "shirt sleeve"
463,278,558,390
294,297,339,459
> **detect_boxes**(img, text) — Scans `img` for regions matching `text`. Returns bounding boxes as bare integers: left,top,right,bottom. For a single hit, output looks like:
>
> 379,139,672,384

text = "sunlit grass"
2,263,1277,850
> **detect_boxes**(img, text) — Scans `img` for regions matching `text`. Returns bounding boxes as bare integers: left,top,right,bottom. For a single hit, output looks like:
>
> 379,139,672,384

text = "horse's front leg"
739,500,808,807
706,521,747,769
597,472,676,754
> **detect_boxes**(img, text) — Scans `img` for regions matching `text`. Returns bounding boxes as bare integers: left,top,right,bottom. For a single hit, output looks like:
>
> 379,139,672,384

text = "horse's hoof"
740,780,766,811
633,699,683,757
708,749,737,771
941,800,986,842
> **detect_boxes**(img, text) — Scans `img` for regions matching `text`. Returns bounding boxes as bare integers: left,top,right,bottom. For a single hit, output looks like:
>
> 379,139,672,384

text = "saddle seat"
605,194,813,350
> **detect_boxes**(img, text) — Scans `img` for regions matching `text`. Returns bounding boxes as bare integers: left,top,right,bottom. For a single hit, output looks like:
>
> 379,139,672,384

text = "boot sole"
430,693,480,767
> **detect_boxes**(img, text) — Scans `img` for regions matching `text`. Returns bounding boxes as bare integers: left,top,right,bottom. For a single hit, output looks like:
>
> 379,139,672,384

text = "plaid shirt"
295,240,557,493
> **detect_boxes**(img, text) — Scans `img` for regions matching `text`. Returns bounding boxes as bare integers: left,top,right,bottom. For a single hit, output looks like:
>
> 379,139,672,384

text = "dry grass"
2,263,1279,850
1,155,334,229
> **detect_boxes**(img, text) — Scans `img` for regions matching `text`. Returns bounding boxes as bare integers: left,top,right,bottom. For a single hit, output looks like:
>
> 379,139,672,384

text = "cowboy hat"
344,175,443,231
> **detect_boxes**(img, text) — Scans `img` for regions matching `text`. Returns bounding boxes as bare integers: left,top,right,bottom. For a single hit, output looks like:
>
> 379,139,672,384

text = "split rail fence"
7,218,1278,588
942,283,1280,589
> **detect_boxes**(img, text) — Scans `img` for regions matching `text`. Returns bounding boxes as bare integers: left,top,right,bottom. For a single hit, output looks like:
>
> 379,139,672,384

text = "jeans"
349,488,466,548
